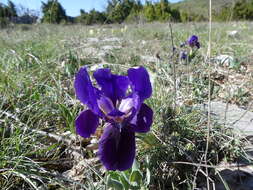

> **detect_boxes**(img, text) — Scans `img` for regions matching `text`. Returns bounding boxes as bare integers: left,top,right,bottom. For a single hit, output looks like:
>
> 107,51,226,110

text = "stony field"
0,22,253,189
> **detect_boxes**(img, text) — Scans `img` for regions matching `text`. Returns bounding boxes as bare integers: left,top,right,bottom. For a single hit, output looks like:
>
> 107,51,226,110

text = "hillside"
172,0,235,18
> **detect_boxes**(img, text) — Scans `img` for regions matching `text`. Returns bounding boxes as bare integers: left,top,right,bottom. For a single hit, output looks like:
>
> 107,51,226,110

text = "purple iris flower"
187,35,200,49
74,66,153,171
180,51,187,60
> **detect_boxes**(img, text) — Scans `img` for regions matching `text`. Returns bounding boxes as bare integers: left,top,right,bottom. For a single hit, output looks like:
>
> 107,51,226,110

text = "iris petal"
128,67,152,102
93,68,129,104
74,67,100,114
97,96,115,115
118,96,137,114
131,103,153,133
75,109,99,138
98,124,136,171
121,93,140,122
108,109,125,117
187,35,200,48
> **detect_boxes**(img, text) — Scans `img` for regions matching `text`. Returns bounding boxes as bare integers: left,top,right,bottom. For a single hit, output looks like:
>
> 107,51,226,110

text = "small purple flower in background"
180,51,187,60
187,35,200,49
74,66,153,171
180,42,186,48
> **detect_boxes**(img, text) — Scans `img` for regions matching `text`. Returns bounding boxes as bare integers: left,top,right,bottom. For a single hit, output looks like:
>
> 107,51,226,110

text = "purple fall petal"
74,67,101,115
131,103,153,133
75,109,99,138
93,68,129,104
98,124,136,171
187,35,200,48
128,67,152,102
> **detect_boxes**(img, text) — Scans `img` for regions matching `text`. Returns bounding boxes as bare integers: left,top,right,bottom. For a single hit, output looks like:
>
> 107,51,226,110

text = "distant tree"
180,11,189,22
143,1,156,22
154,0,171,21
126,0,143,22
0,4,5,18
106,0,121,23
214,5,232,21
233,0,253,20
76,9,106,25
41,0,67,24
0,1,18,27
0,1,17,18
143,0,180,22
170,8,181,22
106,0,138,23
75,9,87,23
80,9,85,15
86,9,106,25
7,0,17,17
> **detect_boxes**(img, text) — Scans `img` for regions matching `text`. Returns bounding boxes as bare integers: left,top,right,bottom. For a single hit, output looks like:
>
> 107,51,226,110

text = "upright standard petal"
120,93,140,123
118,95,138,115
131,103,153,133
75,109,99,138
128,67,152,102
98,124,136,171
93,68,129,104
74,67,100,114
97,96,115,115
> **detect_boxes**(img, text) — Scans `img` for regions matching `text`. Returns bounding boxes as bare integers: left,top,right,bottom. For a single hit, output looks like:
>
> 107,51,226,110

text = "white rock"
83,47,97,55
89,29,94,35
141,55,157,63
101,45,121,51
97,51,106,57
227,30,239,37
141,40,147,45
102,37,121,42
196,101,253,136
90,138,98,144
215,55,234,67
87,37,99,43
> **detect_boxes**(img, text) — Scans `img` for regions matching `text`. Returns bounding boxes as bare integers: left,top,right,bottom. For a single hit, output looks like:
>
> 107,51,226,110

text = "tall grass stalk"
205,0,213,189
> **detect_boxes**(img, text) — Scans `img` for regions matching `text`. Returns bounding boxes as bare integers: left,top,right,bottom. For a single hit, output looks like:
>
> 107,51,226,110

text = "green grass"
0,22,253,189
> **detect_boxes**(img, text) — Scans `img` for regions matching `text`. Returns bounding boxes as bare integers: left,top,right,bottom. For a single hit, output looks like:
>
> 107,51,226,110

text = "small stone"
89,29,94,35
215,55,234,67
87,37,99,43
141,55,157,63
90,138,98,144
101,45,121,51
141,40,147,45
83,47,97,55
102,37,121,42
227,30,239,38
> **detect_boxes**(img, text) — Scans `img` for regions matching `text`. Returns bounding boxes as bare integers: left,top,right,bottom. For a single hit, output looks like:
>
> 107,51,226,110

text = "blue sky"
2,0,181,17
